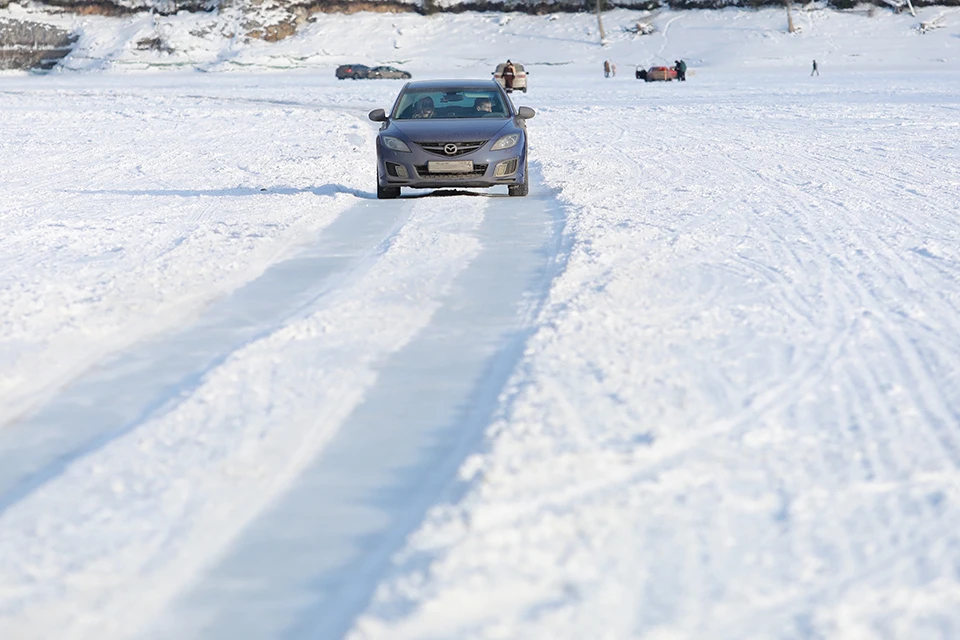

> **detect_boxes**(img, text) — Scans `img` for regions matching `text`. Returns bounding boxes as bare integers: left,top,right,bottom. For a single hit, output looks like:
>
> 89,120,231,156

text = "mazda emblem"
443,143,458,155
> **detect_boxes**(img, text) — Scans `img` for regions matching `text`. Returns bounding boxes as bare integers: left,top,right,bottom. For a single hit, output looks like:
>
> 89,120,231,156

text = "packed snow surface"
1,6,960,640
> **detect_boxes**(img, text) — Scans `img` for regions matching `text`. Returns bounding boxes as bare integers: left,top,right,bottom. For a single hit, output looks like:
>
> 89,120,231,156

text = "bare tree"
785,0,797,33
596,0,608,45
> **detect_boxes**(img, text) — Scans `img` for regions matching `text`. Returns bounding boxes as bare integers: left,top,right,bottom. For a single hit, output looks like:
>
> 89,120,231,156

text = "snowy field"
2,5,960,639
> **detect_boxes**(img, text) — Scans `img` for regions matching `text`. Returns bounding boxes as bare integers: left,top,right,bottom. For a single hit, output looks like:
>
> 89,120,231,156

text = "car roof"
401,79,501,92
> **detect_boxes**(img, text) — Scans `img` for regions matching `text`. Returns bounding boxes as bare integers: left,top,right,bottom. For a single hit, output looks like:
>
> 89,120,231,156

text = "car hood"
387,118,514,143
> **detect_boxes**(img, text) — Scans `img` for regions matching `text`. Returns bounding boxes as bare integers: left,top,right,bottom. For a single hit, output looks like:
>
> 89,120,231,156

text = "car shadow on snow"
65,184,369,199
398,188,509,199
68,185,514,200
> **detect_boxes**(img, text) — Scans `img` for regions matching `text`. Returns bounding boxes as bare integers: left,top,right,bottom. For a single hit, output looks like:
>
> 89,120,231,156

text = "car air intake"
415,164,488,179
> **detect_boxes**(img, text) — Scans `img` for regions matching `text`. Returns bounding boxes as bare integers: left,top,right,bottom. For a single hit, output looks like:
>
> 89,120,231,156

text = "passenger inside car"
395,92,507,119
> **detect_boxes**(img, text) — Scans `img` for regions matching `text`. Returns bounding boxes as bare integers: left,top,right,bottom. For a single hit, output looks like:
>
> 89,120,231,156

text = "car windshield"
393,89,508,120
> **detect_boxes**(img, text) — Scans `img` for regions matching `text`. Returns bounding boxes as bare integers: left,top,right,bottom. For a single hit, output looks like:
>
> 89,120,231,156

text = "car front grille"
415,164,488,179
415,141,487,157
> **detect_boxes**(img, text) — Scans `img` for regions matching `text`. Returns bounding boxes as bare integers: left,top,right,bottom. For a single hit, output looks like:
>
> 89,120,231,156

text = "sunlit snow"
1,5,960,640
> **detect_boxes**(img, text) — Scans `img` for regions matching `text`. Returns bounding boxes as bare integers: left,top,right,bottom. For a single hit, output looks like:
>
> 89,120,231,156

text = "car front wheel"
508,158,528,197
377,181,400,199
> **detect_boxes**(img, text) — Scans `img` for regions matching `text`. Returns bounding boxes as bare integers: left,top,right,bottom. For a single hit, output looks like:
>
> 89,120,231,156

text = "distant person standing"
502,60,516,91
611,61,617,77
811,59,819,76
677,59,687,81
603,60,611,78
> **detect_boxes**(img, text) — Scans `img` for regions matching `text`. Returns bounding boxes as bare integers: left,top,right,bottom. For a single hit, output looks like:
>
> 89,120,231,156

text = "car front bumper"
377,141,526,190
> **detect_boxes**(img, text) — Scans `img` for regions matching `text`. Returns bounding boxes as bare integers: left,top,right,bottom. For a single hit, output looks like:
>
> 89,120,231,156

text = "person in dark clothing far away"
811,60,819,76
603,60,611,78
677,59,687,81
502,60,516,90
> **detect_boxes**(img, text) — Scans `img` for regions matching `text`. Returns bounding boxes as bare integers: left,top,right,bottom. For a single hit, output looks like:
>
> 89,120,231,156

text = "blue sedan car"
368,80,535,199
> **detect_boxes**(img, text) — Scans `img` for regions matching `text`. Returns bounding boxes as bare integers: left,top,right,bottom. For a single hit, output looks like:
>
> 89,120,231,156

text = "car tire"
508,158,528,197
352,73,360,80
377,181,401,199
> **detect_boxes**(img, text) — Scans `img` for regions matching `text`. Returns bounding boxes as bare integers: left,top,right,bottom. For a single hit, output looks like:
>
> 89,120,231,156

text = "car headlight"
382,136,411,152
491,133,520,151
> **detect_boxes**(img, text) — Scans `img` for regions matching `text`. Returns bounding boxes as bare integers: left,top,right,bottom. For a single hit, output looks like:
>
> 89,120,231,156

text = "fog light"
386,162,409,179
494,158,518,177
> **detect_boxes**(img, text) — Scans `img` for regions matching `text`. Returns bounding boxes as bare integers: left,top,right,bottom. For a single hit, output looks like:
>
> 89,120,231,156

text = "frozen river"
2,6,960,637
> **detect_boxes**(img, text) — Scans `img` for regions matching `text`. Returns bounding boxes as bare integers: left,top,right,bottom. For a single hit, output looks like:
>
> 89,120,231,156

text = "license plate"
428,160,473,173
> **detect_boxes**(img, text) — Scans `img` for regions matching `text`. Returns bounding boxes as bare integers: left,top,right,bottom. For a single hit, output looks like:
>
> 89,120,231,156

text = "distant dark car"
336,64,370,80
368,65,412,80
336,64,412,80
368,79,535,199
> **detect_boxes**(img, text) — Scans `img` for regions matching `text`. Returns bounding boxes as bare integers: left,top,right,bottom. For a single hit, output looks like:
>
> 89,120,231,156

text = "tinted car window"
393,90,508,120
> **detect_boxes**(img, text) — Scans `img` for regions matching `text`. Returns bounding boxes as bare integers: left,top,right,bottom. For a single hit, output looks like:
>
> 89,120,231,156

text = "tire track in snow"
543,97,954,471
0,188,501,639
655,13,685,64
444,97,960,638
679,121,960,636
677,120,960,459
0,87,364,430
751,131,960,468
0,201,410,518
144,171,568,640
700,120,960,511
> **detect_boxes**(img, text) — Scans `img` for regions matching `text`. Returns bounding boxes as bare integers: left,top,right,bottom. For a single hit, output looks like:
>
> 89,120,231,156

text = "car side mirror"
368,108,387,122
517,106,535,120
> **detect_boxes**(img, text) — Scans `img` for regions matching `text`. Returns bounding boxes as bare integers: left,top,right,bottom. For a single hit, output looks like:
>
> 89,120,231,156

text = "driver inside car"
474,97,493,113
412,96,435,119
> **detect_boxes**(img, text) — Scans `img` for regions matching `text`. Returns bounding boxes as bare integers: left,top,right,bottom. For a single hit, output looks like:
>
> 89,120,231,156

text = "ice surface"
1,6,960,640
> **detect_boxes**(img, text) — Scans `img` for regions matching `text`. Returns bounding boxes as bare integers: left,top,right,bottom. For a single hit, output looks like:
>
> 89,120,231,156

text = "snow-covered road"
0,74,567,638
353,70,960,640
2,6,960,638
